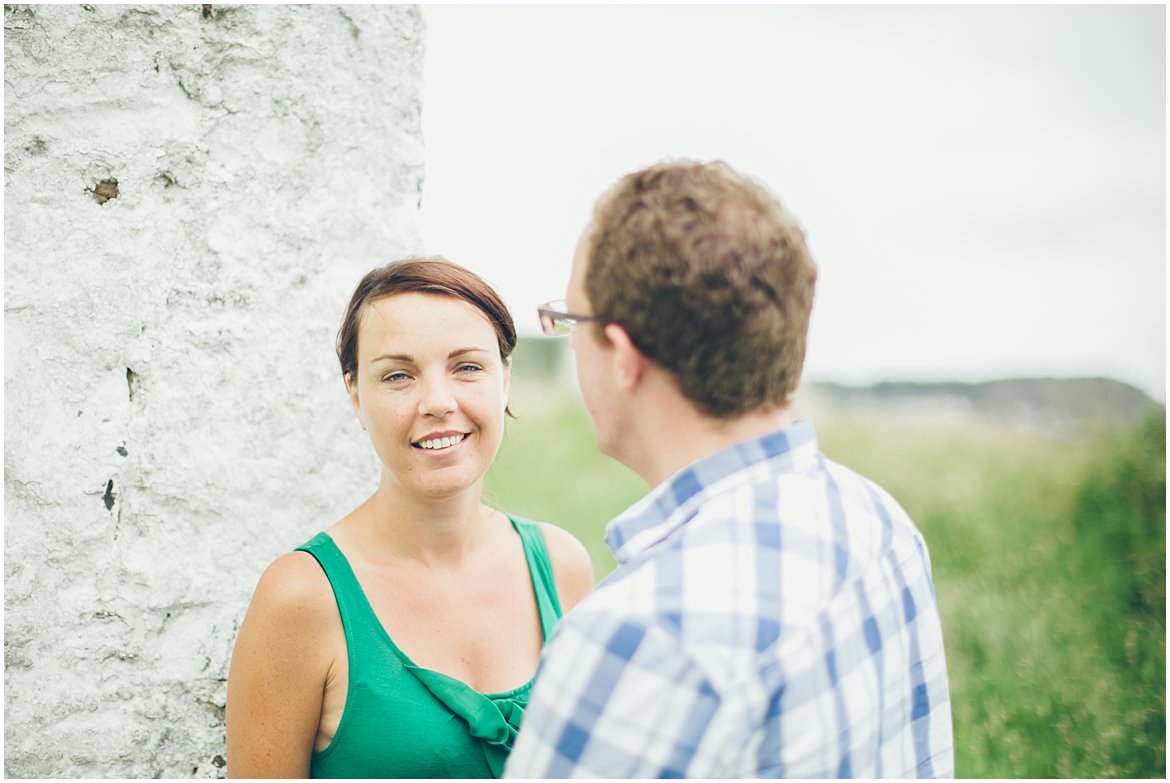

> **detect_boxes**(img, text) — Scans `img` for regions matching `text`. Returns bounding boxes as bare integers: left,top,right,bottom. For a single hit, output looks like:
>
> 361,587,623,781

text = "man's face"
567,223,622,459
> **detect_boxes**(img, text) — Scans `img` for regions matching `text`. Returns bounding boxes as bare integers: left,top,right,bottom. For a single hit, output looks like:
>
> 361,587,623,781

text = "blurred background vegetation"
487,338,1166,778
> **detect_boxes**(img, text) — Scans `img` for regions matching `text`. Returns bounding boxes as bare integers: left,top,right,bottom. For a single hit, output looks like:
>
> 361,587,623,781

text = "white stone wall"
4,5,424,777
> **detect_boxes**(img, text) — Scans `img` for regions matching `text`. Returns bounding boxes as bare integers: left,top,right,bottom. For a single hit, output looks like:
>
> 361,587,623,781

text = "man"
505,160,954,778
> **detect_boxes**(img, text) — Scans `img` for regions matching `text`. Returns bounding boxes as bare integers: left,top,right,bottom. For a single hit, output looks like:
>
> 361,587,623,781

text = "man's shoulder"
563,450,937,658
606,457,930,622
815,454,916,523
719,451,927,562
813,456,934,568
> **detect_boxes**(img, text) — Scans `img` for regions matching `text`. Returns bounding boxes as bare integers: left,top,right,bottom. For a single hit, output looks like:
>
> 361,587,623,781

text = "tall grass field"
486,377,1165,778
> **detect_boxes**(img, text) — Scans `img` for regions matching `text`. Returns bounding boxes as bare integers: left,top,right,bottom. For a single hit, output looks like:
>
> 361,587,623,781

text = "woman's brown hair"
336,257,517,386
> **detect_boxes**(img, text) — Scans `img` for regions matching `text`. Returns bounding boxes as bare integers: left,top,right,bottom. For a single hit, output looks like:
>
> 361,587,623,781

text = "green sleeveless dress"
295,515,563,779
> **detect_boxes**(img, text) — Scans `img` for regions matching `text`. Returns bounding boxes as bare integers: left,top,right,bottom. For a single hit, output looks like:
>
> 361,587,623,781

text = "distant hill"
803,377,1163,434
512,336,1163,434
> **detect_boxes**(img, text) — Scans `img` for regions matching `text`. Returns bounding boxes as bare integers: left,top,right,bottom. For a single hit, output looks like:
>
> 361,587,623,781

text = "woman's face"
347,292,510,500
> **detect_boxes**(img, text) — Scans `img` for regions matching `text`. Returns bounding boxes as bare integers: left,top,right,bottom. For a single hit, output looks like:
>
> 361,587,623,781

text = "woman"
226,258,595,778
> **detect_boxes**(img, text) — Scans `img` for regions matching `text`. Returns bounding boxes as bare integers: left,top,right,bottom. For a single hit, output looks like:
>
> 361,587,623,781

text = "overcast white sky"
418,4,1166,400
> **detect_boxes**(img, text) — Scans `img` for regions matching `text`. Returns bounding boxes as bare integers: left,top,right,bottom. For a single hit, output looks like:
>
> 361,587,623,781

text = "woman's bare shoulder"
537,522,595,612
245,550,337,630
228,549,339,777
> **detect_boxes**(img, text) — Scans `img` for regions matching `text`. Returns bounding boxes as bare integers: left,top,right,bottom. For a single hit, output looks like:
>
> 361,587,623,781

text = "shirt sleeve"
504,608,723,778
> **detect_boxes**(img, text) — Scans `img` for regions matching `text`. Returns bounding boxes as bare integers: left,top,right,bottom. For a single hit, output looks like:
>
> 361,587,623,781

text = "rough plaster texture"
4,4,424,776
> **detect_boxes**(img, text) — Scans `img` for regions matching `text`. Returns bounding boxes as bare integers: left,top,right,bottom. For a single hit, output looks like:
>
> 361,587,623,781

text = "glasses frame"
537,299,602,336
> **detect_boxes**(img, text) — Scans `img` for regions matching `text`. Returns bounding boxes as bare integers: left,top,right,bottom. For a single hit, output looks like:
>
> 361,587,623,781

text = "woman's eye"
382,372,410,383
457,364,483,373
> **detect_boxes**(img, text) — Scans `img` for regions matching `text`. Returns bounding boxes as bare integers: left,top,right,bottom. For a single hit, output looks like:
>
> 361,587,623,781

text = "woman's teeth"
417,433,465,450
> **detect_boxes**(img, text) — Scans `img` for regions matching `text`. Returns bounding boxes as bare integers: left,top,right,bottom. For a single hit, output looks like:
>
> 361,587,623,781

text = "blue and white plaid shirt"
505,419,954,778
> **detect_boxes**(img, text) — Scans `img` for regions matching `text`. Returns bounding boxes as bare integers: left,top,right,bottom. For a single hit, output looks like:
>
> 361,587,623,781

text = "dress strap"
507,516,564,641
294,532,373,676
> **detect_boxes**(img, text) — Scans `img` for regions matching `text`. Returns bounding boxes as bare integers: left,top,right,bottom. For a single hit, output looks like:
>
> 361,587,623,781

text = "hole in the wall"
24,137,47,156
212,755,226,768
102,480,115,511
92,178,119,205
116,445,128,457
5,6,35,28
126,368,140,401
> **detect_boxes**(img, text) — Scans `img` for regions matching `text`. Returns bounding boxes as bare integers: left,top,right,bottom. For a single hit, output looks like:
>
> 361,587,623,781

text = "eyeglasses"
537,299,602,336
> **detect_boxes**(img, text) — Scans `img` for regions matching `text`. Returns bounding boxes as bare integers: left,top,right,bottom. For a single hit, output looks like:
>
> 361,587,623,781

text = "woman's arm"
226,552,340,778
539,523,596,613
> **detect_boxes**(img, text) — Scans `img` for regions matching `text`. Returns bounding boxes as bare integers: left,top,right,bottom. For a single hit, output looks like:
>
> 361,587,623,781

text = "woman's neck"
345,479,492,569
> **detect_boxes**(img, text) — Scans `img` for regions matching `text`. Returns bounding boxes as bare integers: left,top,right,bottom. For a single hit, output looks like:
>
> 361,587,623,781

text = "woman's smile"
412,431,470,453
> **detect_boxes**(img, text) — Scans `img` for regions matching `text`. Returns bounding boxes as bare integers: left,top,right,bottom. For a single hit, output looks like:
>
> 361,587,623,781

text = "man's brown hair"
587,160,817,418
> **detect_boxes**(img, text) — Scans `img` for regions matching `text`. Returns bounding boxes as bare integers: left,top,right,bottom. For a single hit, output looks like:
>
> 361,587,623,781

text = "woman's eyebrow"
369,348,489,364
370,353,414,364
448,347,491,358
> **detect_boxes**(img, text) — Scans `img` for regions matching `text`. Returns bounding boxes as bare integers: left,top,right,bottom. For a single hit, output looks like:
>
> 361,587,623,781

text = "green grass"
820,414,1165,777
486,382,1166,777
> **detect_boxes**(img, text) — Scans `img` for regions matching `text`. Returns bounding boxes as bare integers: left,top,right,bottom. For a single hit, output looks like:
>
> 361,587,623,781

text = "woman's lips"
411,432,469,452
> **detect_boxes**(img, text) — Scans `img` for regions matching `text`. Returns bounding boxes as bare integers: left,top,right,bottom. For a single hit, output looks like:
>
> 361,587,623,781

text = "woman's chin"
408,467,487,499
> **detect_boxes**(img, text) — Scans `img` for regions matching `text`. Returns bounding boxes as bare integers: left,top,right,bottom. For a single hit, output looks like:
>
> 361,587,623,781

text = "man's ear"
603,323,646,392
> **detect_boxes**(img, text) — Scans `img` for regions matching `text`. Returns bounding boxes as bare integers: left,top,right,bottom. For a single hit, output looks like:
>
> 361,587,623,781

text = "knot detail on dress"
405,663,530,777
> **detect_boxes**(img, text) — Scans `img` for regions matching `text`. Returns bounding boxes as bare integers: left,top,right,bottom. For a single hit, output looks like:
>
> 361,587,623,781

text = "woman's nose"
417,375,457,417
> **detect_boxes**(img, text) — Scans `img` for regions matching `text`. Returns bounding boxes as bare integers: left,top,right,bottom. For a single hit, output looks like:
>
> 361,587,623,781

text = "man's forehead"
567,222,593,304
573,221,595,259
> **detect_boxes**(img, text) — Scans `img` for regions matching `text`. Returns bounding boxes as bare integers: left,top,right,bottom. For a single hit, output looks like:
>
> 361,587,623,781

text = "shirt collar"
604,418,820,564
